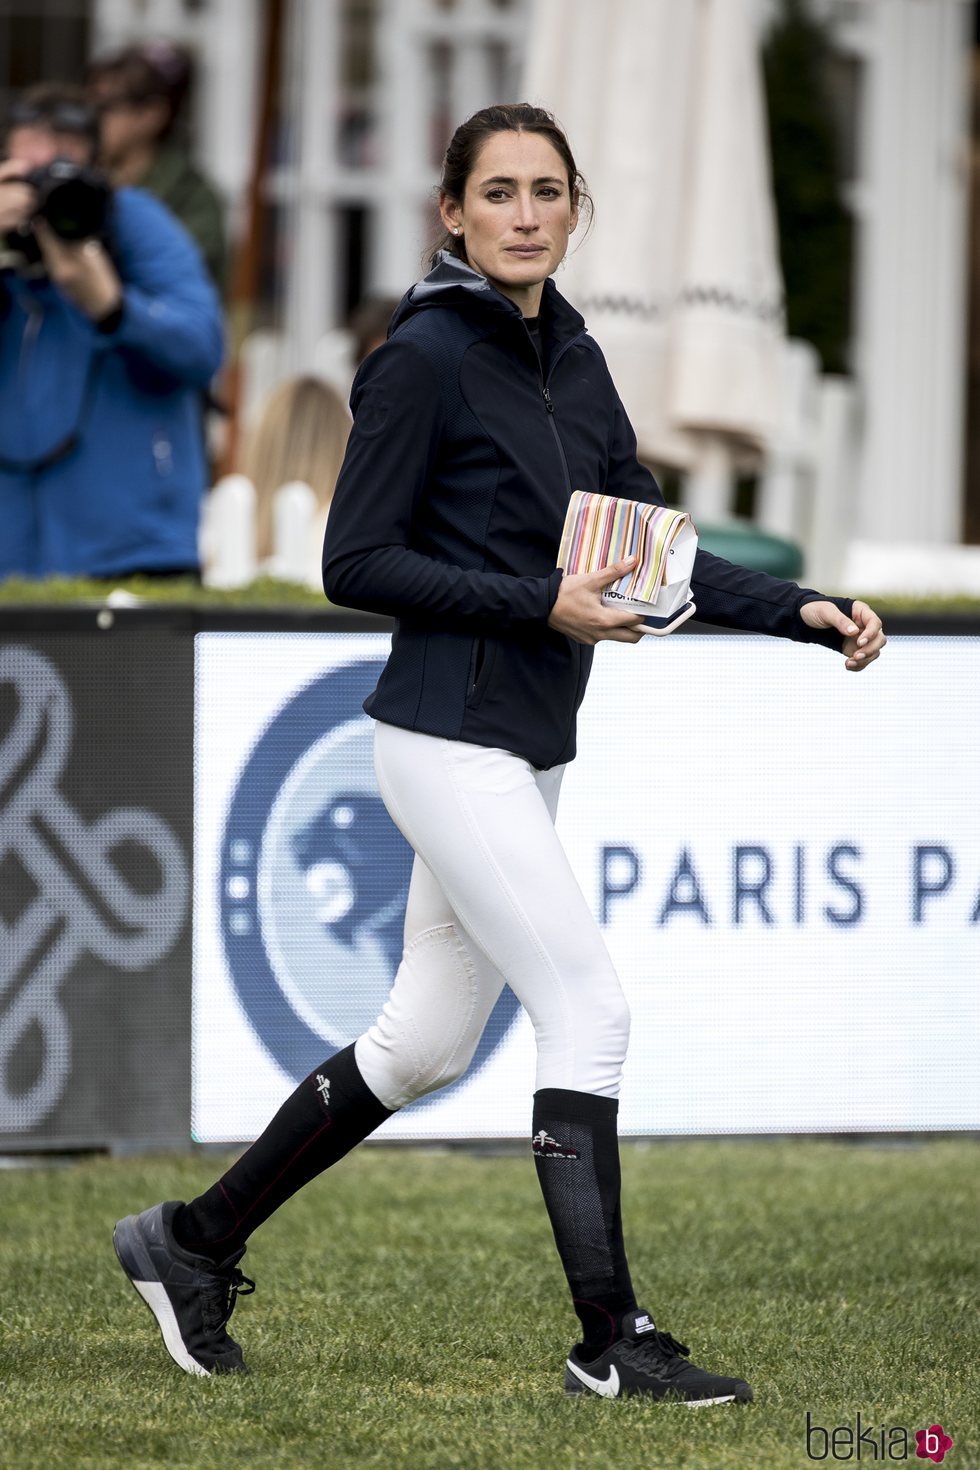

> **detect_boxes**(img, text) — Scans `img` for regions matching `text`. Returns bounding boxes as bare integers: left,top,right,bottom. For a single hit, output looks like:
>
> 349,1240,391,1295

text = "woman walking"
114,104,885,1401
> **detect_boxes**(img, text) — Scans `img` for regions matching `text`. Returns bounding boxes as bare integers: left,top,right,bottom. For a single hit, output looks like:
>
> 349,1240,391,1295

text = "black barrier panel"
0,625,193,1150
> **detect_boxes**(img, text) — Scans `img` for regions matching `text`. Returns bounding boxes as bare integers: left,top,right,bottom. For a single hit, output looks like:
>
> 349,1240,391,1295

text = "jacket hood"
388,250,586,341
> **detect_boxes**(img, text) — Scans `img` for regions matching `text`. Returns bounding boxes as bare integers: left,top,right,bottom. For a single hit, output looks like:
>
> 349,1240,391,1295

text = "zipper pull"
542,385,555,413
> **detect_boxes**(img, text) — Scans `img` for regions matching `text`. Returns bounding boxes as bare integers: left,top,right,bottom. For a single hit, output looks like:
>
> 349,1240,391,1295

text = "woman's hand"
548,556,647,646
799,598,887,671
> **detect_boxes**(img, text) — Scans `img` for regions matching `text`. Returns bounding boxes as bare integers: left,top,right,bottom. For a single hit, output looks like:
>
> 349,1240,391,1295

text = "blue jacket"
0,186,223,578
323,254,852,770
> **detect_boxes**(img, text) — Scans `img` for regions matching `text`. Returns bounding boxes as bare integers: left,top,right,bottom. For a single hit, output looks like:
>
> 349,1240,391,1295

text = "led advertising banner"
0,629,193,1150
193,632,980,1141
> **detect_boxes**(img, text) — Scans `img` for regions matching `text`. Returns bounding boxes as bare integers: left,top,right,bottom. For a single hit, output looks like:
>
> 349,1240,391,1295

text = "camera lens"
31,161,111,242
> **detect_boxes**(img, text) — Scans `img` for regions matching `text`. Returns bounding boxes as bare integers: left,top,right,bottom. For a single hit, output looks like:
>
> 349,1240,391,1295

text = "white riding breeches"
353,722,631,1110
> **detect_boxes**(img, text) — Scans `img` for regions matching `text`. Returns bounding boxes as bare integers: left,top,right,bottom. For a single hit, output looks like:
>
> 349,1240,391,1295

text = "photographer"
0,84,223,582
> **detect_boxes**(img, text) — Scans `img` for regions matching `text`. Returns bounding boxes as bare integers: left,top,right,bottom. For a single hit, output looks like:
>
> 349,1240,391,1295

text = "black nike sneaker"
564,1309,753,1405
113,1200,255,1376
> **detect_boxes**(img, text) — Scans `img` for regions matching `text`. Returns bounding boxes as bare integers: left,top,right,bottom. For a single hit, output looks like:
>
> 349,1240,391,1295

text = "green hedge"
0,575,979,616
0,575,329,608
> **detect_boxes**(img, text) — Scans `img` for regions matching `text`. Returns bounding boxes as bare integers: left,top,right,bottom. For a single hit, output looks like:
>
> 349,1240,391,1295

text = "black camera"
1,158,112,274
23,158,112,241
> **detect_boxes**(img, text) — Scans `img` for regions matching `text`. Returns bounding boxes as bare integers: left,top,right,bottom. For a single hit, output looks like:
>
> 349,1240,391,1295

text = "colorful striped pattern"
557,491,691,601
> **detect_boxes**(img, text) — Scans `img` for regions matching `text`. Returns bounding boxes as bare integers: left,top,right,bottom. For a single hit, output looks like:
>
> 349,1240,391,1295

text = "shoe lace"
200,1264,256,1332
621,1329,691,1373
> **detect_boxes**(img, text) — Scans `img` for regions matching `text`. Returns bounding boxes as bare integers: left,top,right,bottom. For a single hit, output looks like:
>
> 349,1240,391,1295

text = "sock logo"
532,1129,579,1159
315,1073,331,1108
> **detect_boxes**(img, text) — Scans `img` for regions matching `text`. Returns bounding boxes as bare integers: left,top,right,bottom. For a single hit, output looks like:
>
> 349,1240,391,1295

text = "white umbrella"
524,0,785,500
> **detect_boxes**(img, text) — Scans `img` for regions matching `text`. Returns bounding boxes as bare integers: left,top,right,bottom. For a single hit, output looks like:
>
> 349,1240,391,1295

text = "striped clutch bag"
556,490,698,635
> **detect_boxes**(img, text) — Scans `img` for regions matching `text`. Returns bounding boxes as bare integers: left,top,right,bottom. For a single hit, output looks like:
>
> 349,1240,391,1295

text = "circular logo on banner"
220,658,519,1096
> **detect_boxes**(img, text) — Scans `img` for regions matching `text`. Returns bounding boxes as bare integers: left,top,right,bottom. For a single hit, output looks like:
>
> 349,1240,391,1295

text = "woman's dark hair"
428,102,592,267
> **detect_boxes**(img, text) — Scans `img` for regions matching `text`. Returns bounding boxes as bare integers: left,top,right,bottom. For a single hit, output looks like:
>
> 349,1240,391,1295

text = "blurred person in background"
238,374,350,585
86,40,226,291
0,84,223,581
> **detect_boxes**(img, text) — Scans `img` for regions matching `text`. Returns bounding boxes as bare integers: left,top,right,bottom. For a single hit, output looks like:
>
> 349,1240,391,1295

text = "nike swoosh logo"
566,1359,620,1397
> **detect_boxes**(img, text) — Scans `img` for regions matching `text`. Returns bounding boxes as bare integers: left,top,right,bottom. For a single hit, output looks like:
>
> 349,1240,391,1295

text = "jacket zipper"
543,384,571,498
537,335,580,499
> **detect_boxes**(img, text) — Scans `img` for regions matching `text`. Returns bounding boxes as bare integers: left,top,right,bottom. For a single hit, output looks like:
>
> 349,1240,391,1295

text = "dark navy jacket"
323,253,852,770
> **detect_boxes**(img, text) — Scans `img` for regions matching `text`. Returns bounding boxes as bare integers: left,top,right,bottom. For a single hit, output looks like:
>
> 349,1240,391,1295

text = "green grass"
0,1140,977,1470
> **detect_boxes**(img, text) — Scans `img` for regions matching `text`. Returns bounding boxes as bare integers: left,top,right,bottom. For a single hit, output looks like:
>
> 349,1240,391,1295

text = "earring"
452,227,461,236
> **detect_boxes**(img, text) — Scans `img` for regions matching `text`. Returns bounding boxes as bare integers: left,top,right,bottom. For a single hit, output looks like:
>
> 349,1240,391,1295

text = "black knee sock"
532,1087,637,1362
173,1044,393,1261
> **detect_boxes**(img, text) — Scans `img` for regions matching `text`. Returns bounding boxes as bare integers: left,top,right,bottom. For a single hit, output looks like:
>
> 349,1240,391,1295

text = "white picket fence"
200,475,327,590
203,330,865,592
